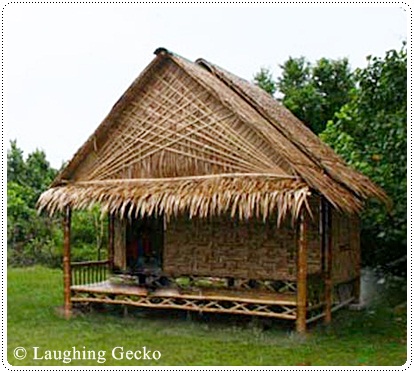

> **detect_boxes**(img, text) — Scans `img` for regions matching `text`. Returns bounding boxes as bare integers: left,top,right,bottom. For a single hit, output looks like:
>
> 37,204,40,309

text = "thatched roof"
37,47,388,221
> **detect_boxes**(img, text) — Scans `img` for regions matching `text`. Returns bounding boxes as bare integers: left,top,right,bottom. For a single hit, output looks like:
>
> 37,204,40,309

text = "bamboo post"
108,213,115,272
320,198,326,274
63,206,72,319
322,199,333,325
296,208,308,333
353,216,361,304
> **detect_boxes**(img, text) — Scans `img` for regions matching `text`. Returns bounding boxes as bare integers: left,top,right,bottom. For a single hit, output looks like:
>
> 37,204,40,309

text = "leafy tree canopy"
253,44,406,273
253,67,277,96
277,56,355,134
253,57,355,134
7,140,107,266
320,43,407,271
7,140,26,185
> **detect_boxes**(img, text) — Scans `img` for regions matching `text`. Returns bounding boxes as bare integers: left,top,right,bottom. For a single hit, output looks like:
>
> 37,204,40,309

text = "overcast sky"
4,4,407,169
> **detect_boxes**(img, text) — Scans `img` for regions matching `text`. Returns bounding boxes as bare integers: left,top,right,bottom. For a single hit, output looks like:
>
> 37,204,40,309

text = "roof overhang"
37,174,310,224
39,47,390,220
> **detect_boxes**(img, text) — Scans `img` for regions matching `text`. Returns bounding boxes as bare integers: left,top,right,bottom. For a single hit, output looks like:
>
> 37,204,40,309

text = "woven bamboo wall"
163,206,321,281
331,210,360,284
307,197,321,272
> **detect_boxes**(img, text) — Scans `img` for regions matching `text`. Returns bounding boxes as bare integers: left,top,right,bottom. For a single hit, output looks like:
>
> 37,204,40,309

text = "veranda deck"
71,281,298,319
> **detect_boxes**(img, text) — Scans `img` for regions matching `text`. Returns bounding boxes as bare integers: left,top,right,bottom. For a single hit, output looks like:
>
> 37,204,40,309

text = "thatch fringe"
37,175,310,224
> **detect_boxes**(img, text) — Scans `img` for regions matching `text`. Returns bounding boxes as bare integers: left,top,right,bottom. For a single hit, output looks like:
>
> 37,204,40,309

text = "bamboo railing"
71,260,109,286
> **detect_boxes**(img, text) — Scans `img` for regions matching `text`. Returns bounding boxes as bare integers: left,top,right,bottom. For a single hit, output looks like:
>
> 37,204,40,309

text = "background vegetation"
7,43,406,276
7,141,107,267
254,43,406,275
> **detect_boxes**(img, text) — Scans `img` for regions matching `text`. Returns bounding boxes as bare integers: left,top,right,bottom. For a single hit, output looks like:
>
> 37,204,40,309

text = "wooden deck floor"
69,281,354,323
70,281,301,319
71,281,297,306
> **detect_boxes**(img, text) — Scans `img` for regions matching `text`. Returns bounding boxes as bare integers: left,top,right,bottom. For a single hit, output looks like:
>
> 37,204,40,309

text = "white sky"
4,4,407,169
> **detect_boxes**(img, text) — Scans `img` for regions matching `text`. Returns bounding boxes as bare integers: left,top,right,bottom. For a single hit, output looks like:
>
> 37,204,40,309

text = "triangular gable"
55,54,294,184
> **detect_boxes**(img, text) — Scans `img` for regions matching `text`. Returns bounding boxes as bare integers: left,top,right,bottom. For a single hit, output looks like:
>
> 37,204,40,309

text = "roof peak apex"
154,47,172,56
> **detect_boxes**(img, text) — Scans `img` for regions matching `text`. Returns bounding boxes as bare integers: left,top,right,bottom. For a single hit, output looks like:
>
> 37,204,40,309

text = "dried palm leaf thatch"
38,48,389,222
169,53,389,212
195,58,390,207
37,174,309,224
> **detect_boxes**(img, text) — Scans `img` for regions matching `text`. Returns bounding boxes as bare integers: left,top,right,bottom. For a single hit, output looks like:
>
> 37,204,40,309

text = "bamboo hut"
38,48,388,332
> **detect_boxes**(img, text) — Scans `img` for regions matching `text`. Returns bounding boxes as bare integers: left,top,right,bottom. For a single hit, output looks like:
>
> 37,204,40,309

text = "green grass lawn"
7,266,407,366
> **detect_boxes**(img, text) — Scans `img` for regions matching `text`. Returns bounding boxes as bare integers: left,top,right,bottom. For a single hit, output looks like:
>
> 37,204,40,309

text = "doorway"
125,215,163,274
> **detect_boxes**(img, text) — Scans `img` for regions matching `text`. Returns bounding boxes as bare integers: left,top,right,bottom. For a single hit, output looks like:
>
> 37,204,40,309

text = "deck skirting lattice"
72,291,297,319
71,281,298,319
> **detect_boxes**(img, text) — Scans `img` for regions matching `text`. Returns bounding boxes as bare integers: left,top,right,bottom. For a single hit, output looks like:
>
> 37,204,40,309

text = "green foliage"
7,140,105,267
71,208,108,261
253,57,354,134
7,182,36,247
320,44,407,270
7,140,26,185
7,151,62,266
25,149,57,205
277,57,354,134
253,67,276,96
253,46,406,272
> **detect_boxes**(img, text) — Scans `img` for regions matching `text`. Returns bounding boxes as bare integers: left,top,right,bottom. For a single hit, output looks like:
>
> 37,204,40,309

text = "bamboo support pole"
353,278,361,304
322,198,333,325
296,208,308,333
320,197,326,274
63,206,72,319
108,213,115,272
354,216,361,303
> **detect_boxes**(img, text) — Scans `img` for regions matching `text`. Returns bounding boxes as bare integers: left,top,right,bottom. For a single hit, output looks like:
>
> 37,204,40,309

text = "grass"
7,266,407,366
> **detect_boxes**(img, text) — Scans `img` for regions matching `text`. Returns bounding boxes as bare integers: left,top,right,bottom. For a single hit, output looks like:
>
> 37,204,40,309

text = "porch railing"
71,260,109,286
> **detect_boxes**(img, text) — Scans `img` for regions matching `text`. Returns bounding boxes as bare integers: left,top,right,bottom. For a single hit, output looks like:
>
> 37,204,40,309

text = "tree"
320,44,407,272
277,57,355,134
7,140,108,267
253,67,276,96
25,149,56,205
7,141,61,266
7,140,26,185
253,57,355,134
7,182,35,249
71,208,108,262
